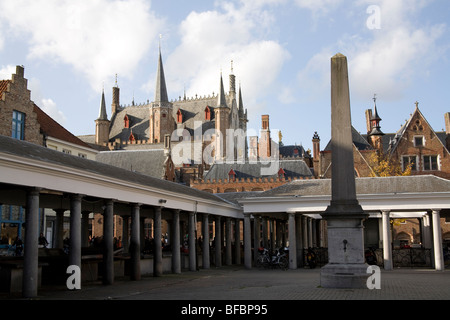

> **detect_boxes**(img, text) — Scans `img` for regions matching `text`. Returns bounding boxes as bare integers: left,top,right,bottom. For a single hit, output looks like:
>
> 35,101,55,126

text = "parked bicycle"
256,247,289,270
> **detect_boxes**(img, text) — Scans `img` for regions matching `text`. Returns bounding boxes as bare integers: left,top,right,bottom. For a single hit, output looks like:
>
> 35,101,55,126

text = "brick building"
0,66,98,248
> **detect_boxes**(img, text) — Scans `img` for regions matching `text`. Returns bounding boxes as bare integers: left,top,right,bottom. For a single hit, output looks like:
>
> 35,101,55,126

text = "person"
39,232,49,248
14,236,23,256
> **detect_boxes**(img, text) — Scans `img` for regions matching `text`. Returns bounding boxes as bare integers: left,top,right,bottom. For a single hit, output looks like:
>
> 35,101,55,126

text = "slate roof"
33,104,91,149
254,175,450,198
0,134,238,206
96,149,168,179
324,126,373,151
279,145,312,159
203,159,313,181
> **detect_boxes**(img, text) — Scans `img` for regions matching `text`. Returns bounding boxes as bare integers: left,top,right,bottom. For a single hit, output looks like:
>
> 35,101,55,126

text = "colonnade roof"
238,175,450,216
253,175,450,197
0,135,241,216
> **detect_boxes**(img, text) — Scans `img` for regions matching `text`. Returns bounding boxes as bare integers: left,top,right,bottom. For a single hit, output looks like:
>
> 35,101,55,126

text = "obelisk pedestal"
320,53,369,288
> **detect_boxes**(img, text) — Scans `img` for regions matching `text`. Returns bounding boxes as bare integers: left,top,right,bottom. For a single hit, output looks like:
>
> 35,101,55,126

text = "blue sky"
0,0,449,151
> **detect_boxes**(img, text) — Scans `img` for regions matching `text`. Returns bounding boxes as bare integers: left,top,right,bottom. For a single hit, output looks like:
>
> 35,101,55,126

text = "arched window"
228,169,236,181
205,106,211,121
278,168,285,181
177,109,183,124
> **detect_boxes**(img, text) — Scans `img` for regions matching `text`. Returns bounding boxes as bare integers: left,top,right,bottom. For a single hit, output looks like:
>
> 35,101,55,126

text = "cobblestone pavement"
27,266,450,301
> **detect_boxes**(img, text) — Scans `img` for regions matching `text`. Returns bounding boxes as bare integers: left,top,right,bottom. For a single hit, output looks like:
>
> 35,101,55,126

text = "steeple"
217,73,227,108
97,89,108,121
238,82,244,117
369,95,384,136
155,47,169,103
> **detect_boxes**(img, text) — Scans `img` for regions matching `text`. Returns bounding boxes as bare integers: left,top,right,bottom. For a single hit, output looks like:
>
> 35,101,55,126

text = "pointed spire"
97,89,108,121
238,82,244,116
217,72,227,108
155,46,169,103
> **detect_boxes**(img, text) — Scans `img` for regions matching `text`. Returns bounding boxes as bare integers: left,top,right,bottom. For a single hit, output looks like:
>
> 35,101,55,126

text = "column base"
320,263,369,289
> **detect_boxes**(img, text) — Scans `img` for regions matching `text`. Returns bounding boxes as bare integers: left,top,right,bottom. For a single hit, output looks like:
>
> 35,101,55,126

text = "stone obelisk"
320,53,369,288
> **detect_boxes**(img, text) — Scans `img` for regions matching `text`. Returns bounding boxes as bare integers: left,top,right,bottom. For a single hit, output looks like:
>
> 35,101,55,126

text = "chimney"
445,112,450,134
365,109,373,134
259,115,271,159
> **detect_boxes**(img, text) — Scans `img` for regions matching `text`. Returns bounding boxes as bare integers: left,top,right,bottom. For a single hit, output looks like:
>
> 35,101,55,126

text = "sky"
0,0,449,151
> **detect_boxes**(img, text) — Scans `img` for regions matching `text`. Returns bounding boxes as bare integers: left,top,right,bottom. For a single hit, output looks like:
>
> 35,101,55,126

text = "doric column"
215,216,222,267
189,211,197,271
432,210,444,271
296,215,304,267
103,199,114,285
308,217,313,248
153,206,163,277
422,212,432,249
172,209,181,274
234,219,241,265
69,194,83,269
302,216,308,248
130,204,141,280
244,213,252,269
382,210,392,270
225,218,232,265
23,188,40,298
261,216,268,248
54,209,65,249
202,213,210,269
253,215,261,264
288,212,297,270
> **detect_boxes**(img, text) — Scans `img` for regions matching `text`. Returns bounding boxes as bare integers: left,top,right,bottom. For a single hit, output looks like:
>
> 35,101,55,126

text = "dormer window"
278,168,286,180
129,131,135,142
205,106,211,121
228,169,236,181
177,109,183,124
124,115,130,128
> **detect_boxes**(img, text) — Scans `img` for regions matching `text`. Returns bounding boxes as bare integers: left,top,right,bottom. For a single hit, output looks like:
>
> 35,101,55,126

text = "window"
124,115,130,128
402,156,417,171
205,107,211,121
12,110,25,140
78,153,87,159
414,136,424,147
423,155,439,171
62,149,72,155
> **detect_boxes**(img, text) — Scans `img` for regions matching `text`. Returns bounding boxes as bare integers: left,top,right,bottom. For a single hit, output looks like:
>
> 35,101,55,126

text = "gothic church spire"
155,47,169,103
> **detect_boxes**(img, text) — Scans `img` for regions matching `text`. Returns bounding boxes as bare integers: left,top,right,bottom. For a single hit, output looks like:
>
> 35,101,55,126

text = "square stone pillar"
320,53,369,289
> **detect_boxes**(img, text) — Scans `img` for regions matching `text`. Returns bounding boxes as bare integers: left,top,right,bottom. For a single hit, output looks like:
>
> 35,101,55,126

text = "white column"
244,213,252,269
202,214,210,269
153,206,163,276
288,212,297,270
382,210,392,270
23,188,40,298
225,218,232,265
188,211,196,271
172,209,181,274
103,200,114,285
69,194,83,269
432,210,444,271
130,204,141,280
234,219,241,265
215,216,222,267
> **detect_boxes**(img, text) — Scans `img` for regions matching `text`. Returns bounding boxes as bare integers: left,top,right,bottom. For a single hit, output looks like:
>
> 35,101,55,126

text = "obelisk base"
320,204,369,289
320,263,369,289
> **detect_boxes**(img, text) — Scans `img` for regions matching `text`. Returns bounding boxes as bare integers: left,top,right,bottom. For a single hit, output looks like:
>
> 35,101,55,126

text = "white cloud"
298,0,446,102
0,65,16,80
164,1,290,113
294,0,344,15
28,78,67,125
0,0,164,92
